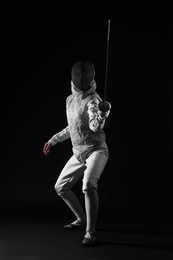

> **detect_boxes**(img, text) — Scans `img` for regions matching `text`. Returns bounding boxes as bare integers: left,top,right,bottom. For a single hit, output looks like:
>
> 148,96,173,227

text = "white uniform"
48,80,110,195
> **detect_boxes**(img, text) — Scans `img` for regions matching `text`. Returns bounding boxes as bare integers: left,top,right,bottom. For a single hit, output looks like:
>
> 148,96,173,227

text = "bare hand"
43,142,52,155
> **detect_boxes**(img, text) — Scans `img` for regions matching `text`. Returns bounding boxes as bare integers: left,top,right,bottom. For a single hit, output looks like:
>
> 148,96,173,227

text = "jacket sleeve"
87,98,110,132
48,126,70,146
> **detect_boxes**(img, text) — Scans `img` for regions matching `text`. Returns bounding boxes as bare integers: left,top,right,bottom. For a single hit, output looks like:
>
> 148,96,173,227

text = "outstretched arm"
43,126,70,155
48,126,70,145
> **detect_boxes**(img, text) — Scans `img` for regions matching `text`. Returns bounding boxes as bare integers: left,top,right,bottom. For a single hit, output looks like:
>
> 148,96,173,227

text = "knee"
82,180,97,194
54,183,69,197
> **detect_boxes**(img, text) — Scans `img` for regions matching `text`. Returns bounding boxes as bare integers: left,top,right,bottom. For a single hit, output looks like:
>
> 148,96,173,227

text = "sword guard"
98,101,111,112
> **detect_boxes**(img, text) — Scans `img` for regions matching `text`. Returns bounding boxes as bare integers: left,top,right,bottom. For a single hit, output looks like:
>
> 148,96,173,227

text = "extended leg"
82,150,108,245
84,190,99,232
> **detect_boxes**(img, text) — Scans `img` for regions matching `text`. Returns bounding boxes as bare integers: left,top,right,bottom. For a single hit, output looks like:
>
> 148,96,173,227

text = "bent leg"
55,155,86,222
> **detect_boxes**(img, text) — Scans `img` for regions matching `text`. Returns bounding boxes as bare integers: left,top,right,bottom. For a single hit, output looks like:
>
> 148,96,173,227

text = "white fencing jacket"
48,80,111,162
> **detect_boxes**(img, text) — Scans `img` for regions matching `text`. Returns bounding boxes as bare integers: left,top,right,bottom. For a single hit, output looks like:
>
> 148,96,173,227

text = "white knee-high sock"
84,191,99,232
61,190,86,222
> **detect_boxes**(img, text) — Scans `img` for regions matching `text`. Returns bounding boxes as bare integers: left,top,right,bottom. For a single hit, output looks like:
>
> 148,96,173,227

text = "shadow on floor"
0,211,173,260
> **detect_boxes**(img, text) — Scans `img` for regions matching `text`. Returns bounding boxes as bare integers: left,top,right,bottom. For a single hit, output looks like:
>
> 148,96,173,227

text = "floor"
0,209,173,260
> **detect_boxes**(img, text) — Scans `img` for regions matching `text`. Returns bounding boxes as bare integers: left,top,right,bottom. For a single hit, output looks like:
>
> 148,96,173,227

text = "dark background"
1,2,172,218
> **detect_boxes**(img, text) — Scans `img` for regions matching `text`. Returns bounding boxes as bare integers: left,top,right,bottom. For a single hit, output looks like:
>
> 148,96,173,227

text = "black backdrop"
1,2,172,217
